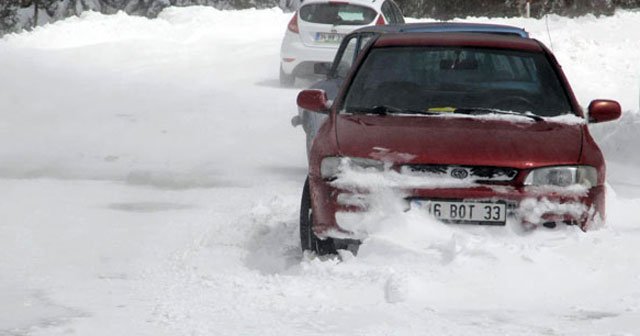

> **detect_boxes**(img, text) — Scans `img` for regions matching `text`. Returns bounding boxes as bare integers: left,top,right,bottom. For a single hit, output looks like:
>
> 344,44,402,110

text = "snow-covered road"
1,7,640,335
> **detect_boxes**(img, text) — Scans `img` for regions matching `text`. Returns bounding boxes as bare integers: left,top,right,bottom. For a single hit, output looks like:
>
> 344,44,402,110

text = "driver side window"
334,34,375,78
336,37,359,78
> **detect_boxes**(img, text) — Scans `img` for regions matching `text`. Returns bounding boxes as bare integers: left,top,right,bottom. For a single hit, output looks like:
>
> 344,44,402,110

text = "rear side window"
299,3,378,25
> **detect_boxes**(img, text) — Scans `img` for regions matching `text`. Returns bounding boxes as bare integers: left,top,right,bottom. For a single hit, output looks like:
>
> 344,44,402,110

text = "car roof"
351,22,529,38
373,32,542,52
299,0,385,10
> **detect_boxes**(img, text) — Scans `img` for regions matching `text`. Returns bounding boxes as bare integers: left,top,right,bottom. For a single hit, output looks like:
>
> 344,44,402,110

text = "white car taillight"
287,12,299,33
375,14,386,25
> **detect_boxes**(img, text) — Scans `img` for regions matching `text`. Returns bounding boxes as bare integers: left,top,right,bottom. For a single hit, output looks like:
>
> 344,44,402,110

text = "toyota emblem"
450,168,469,179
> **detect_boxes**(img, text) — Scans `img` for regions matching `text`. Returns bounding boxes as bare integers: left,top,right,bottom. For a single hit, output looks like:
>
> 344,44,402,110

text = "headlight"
320,156,385,179
524,166,598,188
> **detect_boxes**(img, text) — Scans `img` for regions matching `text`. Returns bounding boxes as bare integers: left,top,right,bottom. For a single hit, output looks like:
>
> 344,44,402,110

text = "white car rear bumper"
280,33,339,76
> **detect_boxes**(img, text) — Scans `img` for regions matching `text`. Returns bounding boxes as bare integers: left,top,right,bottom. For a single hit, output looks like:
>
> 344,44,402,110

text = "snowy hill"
1,7,639,335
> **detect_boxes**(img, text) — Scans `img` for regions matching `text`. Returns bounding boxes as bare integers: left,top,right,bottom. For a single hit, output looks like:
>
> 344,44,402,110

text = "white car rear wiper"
454,107,544,122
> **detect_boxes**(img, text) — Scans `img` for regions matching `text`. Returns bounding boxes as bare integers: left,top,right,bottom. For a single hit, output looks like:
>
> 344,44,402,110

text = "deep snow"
1,7,640,336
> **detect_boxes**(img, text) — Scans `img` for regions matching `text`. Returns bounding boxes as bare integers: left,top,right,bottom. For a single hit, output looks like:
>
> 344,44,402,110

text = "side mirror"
314,63,331,76
297,89,329,113
588,99,621,123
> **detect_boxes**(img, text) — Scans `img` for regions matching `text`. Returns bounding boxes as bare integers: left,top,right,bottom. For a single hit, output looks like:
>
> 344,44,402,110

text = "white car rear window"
299,3,377,26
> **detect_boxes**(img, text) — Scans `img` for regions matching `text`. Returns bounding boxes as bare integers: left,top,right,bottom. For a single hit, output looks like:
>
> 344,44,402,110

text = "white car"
279,0,404,86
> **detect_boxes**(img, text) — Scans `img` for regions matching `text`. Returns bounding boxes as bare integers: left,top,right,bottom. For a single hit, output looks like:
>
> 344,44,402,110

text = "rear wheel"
279,65,295,87
300,178,335,255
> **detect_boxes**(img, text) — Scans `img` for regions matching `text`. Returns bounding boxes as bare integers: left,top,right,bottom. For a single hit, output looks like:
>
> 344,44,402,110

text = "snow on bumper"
309,176,604,239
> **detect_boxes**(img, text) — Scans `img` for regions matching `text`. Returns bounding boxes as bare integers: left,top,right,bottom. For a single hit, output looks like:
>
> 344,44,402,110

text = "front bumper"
309,177,605,237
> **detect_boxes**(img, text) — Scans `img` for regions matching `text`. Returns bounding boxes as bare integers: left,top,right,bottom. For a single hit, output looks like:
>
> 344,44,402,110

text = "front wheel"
300,178,335,255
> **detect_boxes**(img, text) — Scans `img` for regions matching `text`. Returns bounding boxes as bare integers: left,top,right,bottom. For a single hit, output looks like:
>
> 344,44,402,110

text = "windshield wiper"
454,107,544,122
351,105,441,116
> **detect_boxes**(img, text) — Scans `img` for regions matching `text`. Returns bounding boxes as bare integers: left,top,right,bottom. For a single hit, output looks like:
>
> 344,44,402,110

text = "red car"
297,31,621,255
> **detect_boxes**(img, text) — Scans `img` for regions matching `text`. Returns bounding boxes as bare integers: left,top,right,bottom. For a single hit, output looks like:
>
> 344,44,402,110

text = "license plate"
315,32,344,43
412,200,507,225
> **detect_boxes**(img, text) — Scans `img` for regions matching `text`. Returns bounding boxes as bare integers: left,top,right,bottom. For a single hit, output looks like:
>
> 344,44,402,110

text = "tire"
300,178,335,255
279,65,295,87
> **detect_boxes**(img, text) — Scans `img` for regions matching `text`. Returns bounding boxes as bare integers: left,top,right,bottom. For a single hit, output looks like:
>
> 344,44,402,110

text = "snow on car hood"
335,114,584,167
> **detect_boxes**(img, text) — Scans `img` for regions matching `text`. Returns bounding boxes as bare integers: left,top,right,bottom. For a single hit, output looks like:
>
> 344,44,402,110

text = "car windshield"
299,3,377,26
343,46,573,117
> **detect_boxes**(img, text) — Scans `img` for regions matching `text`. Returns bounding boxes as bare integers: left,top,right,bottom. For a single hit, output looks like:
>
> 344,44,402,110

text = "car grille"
401,164,518,182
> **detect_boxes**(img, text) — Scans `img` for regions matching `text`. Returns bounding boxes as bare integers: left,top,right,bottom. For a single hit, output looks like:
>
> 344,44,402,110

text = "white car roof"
299,0,385,10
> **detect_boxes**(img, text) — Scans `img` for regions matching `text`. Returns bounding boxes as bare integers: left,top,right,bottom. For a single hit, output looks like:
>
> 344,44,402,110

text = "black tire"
279,65,295,87
300,178,335,255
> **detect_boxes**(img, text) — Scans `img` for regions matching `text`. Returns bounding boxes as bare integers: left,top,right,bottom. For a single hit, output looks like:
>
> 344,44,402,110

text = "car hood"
335,115,583,168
